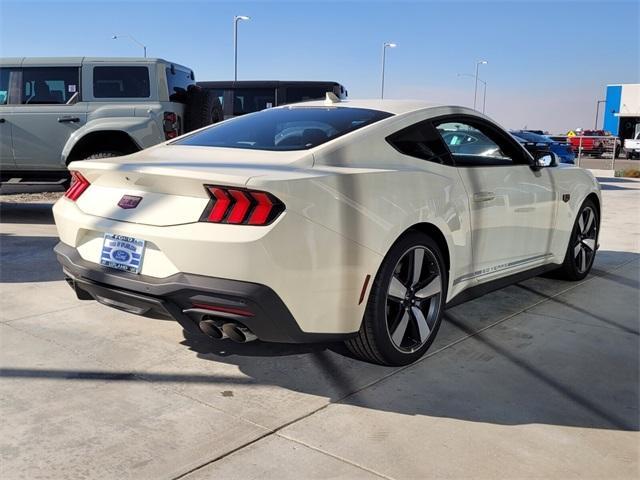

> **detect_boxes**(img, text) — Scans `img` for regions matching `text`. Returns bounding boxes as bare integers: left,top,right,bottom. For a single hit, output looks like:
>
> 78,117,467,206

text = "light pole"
380,42,397,99
594,100,606,129
473,60,488,110
112,34,147,57
234,15,250,82
458,73,487,113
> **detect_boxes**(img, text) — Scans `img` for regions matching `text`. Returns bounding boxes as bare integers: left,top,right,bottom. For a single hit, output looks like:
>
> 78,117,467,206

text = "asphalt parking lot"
1,170,638,479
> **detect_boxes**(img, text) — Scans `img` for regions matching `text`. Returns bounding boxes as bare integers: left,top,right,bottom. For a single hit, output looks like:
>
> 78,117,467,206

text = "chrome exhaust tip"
222,323,257,343
198,318,226,340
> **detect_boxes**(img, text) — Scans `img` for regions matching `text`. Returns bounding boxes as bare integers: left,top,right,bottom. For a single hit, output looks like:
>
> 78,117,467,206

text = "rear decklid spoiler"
68,145,312,226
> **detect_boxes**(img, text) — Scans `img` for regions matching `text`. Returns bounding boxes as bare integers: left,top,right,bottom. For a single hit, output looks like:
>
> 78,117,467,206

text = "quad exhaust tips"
198,318,226,340
197,317,257,343
222,323,257,343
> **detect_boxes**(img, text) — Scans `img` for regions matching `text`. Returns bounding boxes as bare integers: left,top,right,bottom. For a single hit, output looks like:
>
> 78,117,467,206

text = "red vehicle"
569,130,621,157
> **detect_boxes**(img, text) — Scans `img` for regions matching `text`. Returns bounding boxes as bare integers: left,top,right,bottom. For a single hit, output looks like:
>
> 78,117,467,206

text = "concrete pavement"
1,174,638,479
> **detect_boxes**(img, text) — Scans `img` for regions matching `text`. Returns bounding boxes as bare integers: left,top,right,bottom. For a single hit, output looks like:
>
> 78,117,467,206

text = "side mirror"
532,151,557,169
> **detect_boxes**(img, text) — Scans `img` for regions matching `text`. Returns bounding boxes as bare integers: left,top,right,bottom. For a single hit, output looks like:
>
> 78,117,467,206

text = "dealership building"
603,83,640,140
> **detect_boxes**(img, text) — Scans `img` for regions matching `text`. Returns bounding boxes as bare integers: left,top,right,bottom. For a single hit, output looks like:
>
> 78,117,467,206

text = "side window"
0,69,9,105
21,67,80,105
93,66,150,98
386,121,452,164
232,88,276,115
435,120,524,166
208,88,225,109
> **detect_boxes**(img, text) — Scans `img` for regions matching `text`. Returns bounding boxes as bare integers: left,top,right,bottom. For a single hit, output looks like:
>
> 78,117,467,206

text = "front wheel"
346,232,447,366
556,199,599,281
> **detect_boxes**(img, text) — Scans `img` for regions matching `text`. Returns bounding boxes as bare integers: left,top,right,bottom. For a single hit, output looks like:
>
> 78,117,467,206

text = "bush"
614,168,640,178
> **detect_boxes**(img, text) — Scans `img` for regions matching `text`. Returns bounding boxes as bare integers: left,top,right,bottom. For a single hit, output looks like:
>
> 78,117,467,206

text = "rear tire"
346,232,447,366
556,199,599,281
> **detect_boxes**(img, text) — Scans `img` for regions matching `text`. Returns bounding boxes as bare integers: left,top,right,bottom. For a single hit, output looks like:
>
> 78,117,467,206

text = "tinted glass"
166,66,194,103
93,66,150,98
387,121,451,164
232,88,276,115
436,121,514,166
209,88,225,108
286,86,333,104
0,69,9,105
175,107,393,151
512,131,551,143
21,67,79,104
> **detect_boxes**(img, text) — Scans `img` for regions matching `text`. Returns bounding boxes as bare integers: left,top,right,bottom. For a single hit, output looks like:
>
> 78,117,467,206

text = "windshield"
173,106,393,151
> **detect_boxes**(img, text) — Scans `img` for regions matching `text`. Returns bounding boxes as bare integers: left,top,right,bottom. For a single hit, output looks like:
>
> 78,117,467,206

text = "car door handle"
473,191,496,202
0,118,5,123
57,116,80,123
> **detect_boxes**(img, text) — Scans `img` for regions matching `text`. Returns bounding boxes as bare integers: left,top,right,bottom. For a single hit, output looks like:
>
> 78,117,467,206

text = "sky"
0,0,638,132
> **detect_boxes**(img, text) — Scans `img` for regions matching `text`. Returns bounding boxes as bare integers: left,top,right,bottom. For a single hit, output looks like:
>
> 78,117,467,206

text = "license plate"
100,234,145,274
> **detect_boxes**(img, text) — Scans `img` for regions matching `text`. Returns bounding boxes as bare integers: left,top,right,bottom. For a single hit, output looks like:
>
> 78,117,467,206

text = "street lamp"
112,34,147,58
595,99,606,130
380,42,397,99
458,73,487,114
234,15,251,82
473,60,488,110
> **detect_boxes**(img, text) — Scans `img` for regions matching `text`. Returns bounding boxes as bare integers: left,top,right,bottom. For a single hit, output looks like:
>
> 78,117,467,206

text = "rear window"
166,66,195,103
174,107,393,151
93,66,150,98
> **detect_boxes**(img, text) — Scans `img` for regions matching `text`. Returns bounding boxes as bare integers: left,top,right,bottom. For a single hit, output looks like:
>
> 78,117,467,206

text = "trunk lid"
70,145,311,226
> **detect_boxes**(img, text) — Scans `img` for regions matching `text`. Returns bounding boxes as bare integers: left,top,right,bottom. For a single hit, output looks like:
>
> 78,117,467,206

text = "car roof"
198,80,344,88
0,57,187,69
511,130,551,142
286,98,445,115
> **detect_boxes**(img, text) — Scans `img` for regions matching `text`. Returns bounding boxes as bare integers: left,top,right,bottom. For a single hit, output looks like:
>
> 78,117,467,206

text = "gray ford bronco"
0,57,222,186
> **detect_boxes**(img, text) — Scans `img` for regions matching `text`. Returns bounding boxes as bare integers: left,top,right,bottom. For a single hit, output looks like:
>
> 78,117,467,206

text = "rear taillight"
64,171,90,201
200,186,285,226
163,111,180,140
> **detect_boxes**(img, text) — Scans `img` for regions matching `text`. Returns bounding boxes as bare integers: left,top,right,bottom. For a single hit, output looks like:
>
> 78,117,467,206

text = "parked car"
0,57,221,186
510,130,575,164
53,99,601,366
623,132,640,159
568,129,621,158
197,80,347,119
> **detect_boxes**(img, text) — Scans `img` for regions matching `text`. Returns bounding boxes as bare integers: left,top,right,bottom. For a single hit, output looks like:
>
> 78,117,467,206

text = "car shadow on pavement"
596,177,639,183
2,251,638,432
0,202,56,225
0,234,64,282
174,251,639,432
598,183,638,191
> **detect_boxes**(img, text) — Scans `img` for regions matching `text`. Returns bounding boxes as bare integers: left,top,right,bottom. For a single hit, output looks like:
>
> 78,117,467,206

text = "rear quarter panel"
248,125,472,302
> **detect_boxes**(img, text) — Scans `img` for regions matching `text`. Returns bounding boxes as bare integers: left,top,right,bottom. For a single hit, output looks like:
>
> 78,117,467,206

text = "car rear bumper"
55,242,355,344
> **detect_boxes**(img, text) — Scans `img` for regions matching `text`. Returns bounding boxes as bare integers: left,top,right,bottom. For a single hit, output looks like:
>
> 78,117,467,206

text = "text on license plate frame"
100,234,145,274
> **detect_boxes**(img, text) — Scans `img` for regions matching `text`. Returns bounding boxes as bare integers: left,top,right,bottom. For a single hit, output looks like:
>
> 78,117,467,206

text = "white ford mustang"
53,98,601,366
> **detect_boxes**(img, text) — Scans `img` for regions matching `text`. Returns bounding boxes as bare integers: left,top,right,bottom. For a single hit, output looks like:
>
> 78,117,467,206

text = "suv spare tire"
183,85,223,133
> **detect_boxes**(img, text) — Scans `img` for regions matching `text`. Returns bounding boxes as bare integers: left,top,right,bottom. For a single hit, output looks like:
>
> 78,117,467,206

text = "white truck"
624,132,640,159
